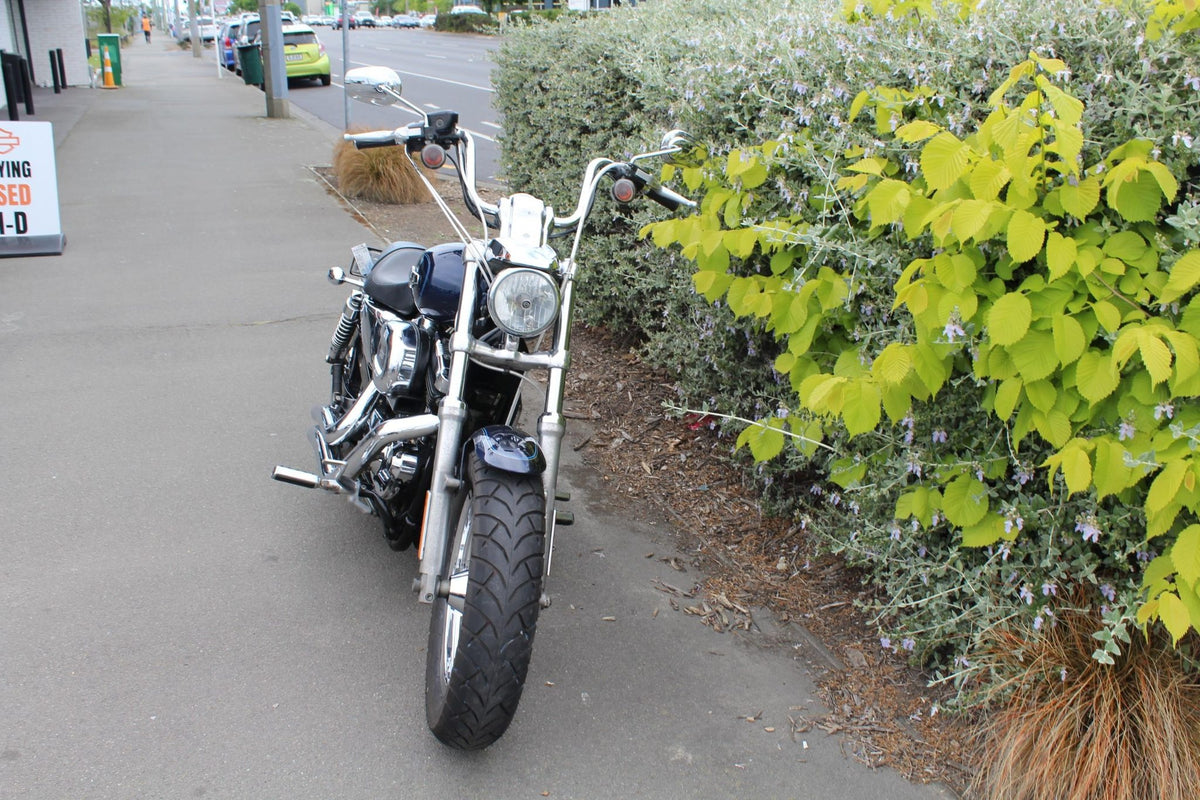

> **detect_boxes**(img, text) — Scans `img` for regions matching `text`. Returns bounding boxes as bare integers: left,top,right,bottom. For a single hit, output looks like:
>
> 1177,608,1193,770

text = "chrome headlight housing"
487,268,560,338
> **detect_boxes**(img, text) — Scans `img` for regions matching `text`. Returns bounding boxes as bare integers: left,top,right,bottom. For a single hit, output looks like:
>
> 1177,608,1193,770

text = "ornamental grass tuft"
970,605,1200,800
332,131,430,205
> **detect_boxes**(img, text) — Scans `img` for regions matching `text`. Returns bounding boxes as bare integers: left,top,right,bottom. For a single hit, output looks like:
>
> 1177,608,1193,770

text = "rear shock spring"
327,291,365,364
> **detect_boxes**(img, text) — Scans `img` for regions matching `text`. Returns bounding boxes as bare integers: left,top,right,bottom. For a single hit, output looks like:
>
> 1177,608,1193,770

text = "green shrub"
435,11,500,32
495,0,1200,696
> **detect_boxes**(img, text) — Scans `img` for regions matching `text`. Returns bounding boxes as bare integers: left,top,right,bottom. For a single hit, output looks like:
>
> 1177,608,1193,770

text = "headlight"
487,268,560,337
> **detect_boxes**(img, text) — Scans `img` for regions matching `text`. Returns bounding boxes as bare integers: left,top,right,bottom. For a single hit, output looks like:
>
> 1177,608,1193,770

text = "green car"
282,24,330,86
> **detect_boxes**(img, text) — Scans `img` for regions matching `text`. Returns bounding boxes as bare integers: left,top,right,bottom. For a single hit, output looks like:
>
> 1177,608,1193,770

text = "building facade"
1,0,90,101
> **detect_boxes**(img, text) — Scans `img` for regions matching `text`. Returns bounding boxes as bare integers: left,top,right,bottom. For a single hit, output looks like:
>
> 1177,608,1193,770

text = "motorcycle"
273,65,695,749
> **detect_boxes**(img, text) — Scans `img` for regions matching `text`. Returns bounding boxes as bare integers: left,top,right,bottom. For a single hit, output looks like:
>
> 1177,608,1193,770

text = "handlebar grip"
344,130,401,150
645,184,695,212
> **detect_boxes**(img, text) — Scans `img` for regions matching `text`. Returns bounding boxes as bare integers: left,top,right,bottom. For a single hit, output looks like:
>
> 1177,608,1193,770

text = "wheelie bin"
236,44,262,87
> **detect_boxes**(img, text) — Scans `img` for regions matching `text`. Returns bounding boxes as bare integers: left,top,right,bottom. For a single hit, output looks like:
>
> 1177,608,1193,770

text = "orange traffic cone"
101,46,116,89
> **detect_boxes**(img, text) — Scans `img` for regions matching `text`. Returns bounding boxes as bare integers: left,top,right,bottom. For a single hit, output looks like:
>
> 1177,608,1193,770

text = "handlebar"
343,119,694,235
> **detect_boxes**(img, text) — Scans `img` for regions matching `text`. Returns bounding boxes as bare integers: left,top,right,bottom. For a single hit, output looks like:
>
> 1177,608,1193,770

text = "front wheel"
425,453,545,750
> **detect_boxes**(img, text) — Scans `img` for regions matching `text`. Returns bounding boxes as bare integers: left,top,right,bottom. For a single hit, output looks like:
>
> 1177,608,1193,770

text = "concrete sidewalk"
0,37,955,800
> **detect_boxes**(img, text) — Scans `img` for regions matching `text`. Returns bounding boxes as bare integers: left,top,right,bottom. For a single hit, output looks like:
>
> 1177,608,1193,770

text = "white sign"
0,122,64,257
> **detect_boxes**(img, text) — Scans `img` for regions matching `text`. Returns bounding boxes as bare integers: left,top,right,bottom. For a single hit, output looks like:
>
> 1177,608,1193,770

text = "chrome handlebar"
342,122,694,236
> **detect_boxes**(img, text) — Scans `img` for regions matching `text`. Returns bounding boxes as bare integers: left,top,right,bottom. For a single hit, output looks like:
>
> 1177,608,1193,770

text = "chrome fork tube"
538,272,574,578
416,245,484,604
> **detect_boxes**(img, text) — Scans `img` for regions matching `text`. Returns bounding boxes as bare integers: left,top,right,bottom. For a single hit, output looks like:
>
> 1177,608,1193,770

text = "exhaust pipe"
273,413,440,494
271,466,320,488
336,414,439,481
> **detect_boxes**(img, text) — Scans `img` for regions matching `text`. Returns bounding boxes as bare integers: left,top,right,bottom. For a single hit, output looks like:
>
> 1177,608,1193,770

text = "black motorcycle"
274,65,694,749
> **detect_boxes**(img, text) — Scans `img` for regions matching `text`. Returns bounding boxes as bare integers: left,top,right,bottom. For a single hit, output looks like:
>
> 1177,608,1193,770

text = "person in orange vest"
142,14,151,43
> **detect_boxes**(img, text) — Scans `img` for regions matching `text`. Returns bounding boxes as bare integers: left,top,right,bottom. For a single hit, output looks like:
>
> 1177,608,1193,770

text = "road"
289,27,503,181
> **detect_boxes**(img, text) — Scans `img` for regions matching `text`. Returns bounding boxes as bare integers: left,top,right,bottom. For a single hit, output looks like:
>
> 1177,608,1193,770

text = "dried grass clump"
970,608,1200,800
332,130,431,205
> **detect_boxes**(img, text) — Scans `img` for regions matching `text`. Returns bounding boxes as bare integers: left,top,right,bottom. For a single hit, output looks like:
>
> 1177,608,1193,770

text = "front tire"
425,454,545,750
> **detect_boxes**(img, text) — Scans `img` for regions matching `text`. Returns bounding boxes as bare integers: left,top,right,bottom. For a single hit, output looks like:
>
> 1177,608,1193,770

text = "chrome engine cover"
361,302,430,396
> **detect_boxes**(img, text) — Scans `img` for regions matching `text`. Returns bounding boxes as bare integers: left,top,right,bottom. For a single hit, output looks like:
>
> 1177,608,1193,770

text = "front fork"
415,251,573,604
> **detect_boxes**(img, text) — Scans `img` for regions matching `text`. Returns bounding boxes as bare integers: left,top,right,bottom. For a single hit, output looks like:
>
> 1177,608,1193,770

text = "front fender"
468,425,546,476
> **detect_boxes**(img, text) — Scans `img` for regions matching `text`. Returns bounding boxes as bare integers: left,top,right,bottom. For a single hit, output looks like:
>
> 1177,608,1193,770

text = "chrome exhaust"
335,414,439,481
272,413,439,495
271,466,320,488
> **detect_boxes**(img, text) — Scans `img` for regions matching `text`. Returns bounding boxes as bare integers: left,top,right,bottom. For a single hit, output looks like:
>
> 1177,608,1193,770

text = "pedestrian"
142,14,151,43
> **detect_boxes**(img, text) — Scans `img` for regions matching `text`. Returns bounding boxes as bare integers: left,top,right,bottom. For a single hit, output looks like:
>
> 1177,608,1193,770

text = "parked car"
418,13,437,27
281,23,331,86
392,13,420,28
236,10,297,44
218,20,241,70
449,2,487,15
177,16,219,43
354,12,377,27
332,14,357,29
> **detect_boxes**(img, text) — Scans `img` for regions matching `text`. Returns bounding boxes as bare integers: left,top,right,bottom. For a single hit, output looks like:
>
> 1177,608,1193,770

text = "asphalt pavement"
0,36,956,799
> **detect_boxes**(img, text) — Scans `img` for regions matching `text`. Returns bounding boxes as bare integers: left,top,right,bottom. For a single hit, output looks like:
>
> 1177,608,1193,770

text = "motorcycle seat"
364,241,424,317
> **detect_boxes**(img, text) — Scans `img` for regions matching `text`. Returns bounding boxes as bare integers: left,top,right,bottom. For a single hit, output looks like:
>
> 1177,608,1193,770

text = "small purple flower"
1019,584,1035,605
901,638,915,651
1099,584,1116,602
1060,667,1068,681
943,321,966,342
1042,582,1058,597
931,430,948,444
880,636,892,651
1155,402,1175,420
1076,517,1101,544
1118,420,1136,441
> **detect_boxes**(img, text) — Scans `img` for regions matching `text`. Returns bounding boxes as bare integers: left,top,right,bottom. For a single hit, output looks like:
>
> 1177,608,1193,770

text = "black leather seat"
364,241,424,316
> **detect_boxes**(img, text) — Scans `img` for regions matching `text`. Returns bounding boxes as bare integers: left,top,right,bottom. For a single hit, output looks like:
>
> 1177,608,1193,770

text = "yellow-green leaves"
1006,209,1046,263
1103,142,1179,223
735,417,787,461
942,474,990,527
1059,175,1101,218
1161,252,1200,304
920,133,972,191
988,292,1033,345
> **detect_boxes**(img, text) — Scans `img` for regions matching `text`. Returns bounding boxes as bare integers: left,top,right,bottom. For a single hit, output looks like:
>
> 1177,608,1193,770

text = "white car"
418,13,437,27
176,16,219,43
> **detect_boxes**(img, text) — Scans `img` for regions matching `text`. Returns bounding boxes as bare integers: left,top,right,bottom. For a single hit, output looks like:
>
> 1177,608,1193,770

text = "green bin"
237,44,263,87
97,33,121,86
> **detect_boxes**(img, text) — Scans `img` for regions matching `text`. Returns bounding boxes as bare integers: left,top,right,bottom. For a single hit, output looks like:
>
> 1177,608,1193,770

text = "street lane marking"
482,121,502,130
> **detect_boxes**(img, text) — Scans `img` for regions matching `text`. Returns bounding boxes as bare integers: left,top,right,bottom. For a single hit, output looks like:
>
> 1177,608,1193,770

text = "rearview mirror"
659,129,703,167
345,66,403,106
